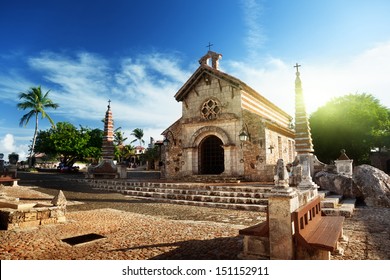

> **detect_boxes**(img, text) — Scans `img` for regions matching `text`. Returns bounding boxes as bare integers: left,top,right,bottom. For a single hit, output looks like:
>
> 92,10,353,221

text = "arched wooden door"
199,135,224,174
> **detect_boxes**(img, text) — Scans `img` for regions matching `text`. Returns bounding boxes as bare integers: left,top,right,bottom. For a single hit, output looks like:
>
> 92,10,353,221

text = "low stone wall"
0,206,66,230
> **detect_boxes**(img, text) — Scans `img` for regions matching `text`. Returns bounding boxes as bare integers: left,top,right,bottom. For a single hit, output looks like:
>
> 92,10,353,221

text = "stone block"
40,217,57,225
240,235,270,260
36,210,50,220
24,211,38,221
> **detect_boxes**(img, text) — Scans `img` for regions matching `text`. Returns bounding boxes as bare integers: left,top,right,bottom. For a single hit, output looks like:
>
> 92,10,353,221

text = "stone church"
161,51,295,182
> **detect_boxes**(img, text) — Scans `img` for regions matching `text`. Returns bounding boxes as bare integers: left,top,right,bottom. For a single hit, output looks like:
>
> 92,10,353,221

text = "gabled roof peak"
199,51,222,70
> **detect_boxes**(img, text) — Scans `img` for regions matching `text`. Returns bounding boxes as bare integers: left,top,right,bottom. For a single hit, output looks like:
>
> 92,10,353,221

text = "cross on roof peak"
294,63,301,73
206,42,213,51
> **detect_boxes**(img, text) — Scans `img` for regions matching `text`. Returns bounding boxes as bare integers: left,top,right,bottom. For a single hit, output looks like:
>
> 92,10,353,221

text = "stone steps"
122,189,269,205
318,190,356,218
87,179,273,212
123,195,268,211
87,180,357,215
127,186,271,198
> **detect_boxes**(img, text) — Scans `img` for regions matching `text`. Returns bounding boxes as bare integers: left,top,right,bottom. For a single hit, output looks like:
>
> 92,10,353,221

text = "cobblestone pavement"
0,172,389,260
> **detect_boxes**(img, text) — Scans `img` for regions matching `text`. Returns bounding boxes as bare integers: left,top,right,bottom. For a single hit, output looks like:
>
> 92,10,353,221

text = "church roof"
174,62,292,120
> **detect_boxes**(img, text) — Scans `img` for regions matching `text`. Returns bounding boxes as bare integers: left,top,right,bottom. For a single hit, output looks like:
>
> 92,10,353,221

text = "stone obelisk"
88,100,117,178
293,64,318,194
102,100,115,161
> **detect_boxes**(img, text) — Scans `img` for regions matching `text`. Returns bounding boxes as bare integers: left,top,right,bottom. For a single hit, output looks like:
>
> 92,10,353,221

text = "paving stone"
0,172,389,260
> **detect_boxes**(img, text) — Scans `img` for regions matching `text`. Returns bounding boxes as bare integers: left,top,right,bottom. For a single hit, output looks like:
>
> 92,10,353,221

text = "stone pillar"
182,147,194,176
268,188,299,259
222,145,234,175
268,158,299,259
117,164,127,179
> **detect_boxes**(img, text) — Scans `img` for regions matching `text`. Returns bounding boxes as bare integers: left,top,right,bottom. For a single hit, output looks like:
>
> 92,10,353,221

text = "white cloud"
24,51,188,143
240,0,267,59
0,134,28,161
224,40,390,116
0,73,34,102
28,52,111,120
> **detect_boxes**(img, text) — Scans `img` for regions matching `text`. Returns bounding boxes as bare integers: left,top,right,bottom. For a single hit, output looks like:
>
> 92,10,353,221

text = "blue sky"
1,0,390,160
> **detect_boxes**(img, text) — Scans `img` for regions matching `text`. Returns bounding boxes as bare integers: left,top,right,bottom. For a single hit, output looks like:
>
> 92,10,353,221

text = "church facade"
161,51,295,182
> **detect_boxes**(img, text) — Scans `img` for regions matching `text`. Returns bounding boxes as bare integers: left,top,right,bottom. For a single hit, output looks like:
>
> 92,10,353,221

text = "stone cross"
206,42,213,51
294,63,301,73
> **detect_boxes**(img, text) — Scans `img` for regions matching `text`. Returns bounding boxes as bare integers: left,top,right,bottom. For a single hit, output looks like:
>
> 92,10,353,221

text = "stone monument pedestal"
268,188,299,260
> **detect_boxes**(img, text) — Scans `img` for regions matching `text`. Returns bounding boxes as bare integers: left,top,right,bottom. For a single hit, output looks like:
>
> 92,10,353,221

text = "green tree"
310,93,390,164
113,127,128,146
113,127,128,162
34,122,103,166
17,86,59,166
142,145,160,170
82,127,103,164
130,128,145,147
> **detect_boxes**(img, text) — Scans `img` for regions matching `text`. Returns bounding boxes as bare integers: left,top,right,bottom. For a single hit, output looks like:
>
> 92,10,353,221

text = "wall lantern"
239,123,251,142
163,130,176,146
239,130,249,142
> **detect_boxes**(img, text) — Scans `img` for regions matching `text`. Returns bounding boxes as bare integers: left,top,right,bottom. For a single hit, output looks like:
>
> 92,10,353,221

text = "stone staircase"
318,190,356,217
86,179,356,216
87,179,274,211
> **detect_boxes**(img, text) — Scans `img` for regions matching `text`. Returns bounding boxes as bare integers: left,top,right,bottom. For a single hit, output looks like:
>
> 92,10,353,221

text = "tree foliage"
34,122,103,166
130,128,145,146
17,86,59,166
309,93,390,164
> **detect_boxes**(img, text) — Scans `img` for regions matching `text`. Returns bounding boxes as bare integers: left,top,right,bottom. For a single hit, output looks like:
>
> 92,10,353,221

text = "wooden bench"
293,196,344,254
0,176,20,186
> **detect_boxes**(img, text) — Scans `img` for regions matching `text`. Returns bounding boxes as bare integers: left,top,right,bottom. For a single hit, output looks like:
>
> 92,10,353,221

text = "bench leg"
12,180,18,187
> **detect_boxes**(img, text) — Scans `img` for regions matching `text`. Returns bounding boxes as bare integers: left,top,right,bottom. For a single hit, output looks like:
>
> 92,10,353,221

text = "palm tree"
113,127,128,163
113,127,128,146
17,86,59,167
130,128,145,147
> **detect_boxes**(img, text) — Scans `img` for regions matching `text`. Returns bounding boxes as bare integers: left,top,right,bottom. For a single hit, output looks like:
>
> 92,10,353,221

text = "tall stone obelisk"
293,64,318,194
102,100,115,160
88,100,118,178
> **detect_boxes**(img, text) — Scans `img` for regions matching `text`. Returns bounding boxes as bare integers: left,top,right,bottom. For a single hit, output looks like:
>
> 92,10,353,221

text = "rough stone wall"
0,206,66,230
162,121,183,180
181,75,242,122
241,110,295,182
241,110,268,181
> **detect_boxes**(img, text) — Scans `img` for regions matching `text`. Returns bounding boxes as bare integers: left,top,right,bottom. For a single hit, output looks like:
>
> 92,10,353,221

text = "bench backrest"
293,196,322,234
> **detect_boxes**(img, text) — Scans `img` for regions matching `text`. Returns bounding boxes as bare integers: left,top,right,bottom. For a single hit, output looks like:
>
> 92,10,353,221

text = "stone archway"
199,135,224,174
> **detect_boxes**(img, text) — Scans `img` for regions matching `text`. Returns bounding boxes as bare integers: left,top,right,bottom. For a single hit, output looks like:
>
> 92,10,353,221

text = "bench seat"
238,220,269,237
293,196,344,252
0,176,20,186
